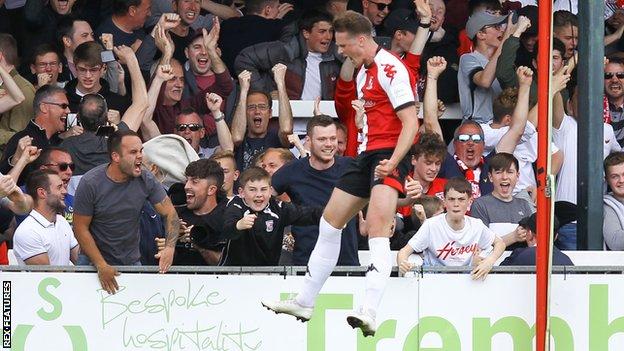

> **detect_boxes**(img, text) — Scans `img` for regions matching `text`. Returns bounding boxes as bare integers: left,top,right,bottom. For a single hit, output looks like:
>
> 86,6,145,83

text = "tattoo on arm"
158,197,180,248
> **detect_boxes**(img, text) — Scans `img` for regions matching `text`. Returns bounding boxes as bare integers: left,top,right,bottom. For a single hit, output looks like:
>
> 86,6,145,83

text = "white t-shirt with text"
408,213,497,267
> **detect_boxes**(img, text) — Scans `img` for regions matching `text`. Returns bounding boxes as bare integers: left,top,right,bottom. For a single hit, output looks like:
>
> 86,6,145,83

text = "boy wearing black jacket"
221,166,323,266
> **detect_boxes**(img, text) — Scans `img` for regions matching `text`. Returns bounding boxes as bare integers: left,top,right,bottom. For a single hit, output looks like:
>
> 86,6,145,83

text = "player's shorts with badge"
336,148,411,198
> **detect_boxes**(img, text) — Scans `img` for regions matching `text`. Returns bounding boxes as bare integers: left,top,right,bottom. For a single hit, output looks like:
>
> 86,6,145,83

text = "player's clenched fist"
374,159,396,179
236,213,257,230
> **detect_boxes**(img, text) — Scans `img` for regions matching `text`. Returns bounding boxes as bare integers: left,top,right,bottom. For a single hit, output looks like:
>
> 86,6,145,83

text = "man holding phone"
60,46,150,177
64,41,130,127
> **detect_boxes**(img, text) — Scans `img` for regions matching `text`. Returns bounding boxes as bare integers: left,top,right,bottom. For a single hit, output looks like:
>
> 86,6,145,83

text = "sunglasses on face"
42,101,70,109
368,0,389,11
605,72,624,79
176,123,203,132
45,162,75,172
456,134,483,143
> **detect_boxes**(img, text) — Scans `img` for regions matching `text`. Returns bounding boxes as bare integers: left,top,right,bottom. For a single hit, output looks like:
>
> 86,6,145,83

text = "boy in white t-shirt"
397,177,505,279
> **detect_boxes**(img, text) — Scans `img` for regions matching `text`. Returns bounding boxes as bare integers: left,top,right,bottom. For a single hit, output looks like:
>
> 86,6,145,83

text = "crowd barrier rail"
1,265,624,350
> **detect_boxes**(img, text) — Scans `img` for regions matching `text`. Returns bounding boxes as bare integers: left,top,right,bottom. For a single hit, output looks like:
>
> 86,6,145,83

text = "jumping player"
262,10,419,337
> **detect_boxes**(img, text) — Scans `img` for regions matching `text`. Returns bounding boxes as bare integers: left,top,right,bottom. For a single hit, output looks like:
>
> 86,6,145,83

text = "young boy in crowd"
397,177,505,278
221,167,322,266
411,195,445,225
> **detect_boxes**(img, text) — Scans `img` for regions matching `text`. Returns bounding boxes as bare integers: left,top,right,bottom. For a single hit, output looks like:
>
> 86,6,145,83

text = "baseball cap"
384,8,420,35
465,10,509,40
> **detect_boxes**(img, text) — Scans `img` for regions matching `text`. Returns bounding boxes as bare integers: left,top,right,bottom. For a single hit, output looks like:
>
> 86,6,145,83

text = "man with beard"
73,130,180,294
605,57,624,147
13,169,79,265
271,115,359,266
28,147,75,223
164,158,226,265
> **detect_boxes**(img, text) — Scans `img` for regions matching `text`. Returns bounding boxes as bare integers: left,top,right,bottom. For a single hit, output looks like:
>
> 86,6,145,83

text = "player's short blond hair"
333,10,372,37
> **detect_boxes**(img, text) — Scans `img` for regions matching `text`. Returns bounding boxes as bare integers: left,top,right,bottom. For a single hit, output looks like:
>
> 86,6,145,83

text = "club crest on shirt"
365,76,374,90
265,220,274,232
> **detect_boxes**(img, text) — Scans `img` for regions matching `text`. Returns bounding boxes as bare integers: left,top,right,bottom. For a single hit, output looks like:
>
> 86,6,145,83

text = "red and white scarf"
454,154,484,199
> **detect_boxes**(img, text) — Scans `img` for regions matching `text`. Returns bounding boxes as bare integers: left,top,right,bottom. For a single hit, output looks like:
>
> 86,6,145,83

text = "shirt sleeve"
469,198,490,226
477,220,497,250
377,56,415,111
73,176,96,216
408,218,431,253
145,171,167,206
13,227,46,261
271,163,289,196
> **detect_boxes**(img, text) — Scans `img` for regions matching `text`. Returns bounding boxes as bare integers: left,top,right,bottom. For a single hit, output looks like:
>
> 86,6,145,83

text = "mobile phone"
96,125,116,137
66,113,78,128
510,10,519,24
101,50,116,63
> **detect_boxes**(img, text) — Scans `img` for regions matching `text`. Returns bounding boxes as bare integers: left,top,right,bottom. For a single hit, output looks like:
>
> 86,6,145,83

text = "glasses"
36,61,59,69
482,23,503,31
42,101,70,109
45,162,75,172
456,134,483,143
247,104,269,111
176,123,203,132
368,0,389,11
604,72,624,79
76,65,102,75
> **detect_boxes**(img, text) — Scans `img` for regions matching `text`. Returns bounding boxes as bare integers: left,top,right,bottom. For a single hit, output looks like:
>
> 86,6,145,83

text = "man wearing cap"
458,10,510,123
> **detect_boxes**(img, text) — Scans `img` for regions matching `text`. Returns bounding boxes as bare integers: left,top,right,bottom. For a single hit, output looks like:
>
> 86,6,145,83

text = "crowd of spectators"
2,0,624,285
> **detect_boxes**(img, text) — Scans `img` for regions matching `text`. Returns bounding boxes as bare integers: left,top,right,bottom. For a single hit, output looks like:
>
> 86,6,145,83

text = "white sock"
296,216,342,308
362,237,392,316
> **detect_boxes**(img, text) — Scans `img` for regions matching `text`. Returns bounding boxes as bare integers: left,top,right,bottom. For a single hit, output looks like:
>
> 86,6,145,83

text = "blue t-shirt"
272,156,360,266
96,17,147,47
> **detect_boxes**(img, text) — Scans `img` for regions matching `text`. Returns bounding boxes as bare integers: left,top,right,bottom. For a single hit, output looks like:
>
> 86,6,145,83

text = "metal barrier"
3,265,624,274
